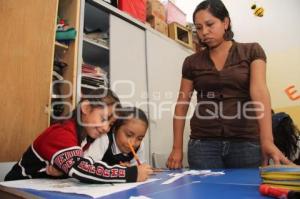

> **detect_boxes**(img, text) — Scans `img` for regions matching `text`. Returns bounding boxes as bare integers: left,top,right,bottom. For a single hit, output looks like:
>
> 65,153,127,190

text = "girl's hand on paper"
137,164,153,182
46,165,64,177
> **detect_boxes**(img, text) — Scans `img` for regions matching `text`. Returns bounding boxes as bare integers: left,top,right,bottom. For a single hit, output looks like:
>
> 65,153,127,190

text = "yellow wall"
274,106,300,128
268,49,300,127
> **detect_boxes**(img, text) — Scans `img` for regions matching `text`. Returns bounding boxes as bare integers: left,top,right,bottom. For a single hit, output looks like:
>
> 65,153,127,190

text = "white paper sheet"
161,173,184,185
129,196,152,199
0,178,159,198
161,170,225,185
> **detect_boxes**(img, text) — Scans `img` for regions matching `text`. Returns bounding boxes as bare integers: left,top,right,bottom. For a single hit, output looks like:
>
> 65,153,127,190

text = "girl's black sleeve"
51,146,138,183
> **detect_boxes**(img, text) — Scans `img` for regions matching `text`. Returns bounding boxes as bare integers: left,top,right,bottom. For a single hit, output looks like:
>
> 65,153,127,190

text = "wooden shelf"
55,41,69,50
83,37,109,50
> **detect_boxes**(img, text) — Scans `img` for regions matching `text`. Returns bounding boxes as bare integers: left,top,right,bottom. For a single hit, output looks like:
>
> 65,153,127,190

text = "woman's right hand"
166,148,183,169
136,164,153,182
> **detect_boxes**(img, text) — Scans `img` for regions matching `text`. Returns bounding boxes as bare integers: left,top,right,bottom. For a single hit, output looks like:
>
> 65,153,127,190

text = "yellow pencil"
128,140,141,165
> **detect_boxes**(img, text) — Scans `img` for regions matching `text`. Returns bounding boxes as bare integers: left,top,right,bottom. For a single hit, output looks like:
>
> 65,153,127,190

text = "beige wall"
268,49,300,127
275,106,300,129
223,0,300,127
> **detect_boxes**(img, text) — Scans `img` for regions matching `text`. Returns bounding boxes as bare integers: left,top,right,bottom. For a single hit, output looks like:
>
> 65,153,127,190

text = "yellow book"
262,179,300,186
261,173,300,181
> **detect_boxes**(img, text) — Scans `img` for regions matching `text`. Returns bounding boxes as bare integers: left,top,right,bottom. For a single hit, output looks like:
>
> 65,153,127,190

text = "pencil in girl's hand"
127,140,141,165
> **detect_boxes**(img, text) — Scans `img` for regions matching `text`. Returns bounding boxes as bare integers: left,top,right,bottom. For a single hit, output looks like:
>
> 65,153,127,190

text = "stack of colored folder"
260,165,300,191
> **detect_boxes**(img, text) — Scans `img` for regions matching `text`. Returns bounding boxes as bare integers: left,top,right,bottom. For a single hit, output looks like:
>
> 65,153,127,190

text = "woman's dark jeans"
188,139,261,169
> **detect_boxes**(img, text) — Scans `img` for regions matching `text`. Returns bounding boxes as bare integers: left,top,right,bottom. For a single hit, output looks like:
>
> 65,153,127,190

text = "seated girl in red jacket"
5,88,153,183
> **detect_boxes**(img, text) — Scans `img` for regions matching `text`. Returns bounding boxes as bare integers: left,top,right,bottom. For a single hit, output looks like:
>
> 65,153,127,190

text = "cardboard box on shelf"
147,0,166,21
147,15,168,36
168,22,192,49
163,0,186,26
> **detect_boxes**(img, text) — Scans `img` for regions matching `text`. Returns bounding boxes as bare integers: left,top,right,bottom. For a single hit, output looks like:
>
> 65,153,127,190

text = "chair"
152,152,189,168
0,162,15,181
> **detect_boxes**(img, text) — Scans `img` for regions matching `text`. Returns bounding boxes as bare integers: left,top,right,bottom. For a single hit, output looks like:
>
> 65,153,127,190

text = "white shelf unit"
77,0,194,164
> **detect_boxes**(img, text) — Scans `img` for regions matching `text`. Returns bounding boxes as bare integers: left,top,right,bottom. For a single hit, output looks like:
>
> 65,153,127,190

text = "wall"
223,0,300,126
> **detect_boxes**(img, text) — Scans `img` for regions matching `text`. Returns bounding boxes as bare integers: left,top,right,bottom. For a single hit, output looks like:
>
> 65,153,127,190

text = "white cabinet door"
110,15,150,162
146,30,194,162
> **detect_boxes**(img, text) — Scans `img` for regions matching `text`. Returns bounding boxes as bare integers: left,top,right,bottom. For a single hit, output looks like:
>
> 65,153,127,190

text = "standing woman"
167,0,291,169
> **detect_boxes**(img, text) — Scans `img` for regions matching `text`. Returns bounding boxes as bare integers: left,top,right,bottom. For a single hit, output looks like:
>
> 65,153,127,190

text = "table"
1,169,272,199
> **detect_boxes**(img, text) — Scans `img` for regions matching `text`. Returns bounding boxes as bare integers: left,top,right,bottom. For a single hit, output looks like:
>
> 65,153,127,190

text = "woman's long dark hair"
193,0,234,47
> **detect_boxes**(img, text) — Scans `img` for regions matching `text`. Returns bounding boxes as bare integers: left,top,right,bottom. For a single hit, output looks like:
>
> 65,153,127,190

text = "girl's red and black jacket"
4,119,138,183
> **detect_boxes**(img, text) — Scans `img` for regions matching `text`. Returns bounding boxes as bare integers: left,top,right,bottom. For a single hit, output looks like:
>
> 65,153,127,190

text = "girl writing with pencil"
5,89,152,183
85,107,149,168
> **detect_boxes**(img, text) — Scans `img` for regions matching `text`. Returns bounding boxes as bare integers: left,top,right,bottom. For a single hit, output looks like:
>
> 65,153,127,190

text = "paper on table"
0,178,159,198
161,173,184,185
129,196,152,199
161,170,225,185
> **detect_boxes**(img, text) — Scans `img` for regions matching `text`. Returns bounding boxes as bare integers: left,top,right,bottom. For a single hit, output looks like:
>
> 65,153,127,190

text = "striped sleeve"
51,147,138,183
